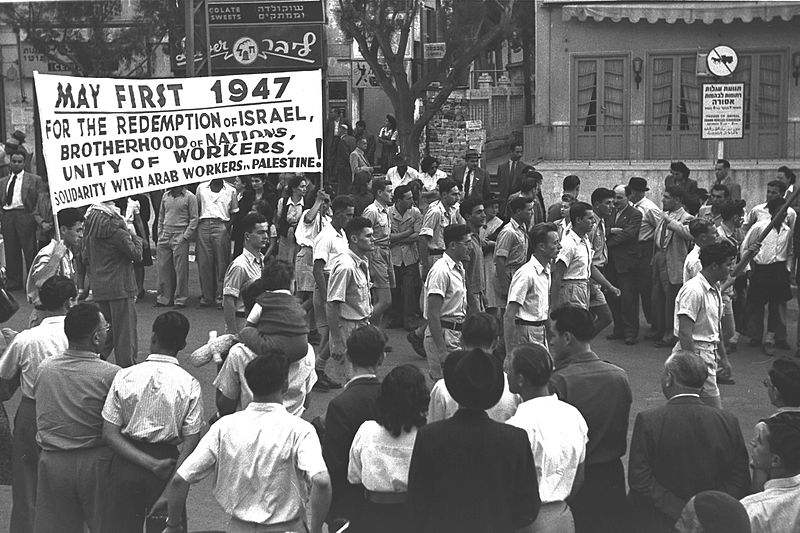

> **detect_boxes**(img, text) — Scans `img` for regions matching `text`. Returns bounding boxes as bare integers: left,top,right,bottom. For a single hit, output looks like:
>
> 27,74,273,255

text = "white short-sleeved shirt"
420,201,463,251
427,373,521,424
423,253,467,322
743,218,792,267
673,272,722,342
634,196,661,242
682,245,702,284
197,181,238,221
348,420,417,492
176,402,327,525
507,256,551,322
362,201,391,245
386,166,421,190
557,229,593,281
0,316,67,399
327,249,373,321
295,210,330,248
506,394,588,503
313,222,348,273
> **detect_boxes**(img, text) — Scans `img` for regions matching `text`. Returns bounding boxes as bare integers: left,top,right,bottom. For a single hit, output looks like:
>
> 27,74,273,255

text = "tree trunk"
394,97,417,167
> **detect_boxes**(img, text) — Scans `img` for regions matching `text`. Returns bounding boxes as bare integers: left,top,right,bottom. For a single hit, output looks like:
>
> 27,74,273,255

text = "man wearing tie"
497,143,526,212
0,150,41,290
453,149,491,201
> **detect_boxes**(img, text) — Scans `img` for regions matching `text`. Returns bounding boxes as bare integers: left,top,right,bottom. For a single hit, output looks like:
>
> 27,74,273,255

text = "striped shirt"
102,354,204,444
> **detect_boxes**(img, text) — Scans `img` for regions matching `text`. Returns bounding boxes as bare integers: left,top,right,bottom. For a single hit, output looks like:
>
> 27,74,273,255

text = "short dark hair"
778,165,796,184
241,278,267,313
665,352,708,389
699,241,737,268
670,161,690,177
346,324,386,367
719,199,746,221
459,197,483,219
550,305,594,342
563,174,580,191
443,224,470,248
590,187,614,206
522,168,542,183
345,216,372,241
484,195,500,208
664,185,686,204
768,179,788,195
262,259,293,291
510,142,522,152
438,178,459,195
372,178,391,194
245,351,289,396
568,201,593,225
770,357,800,407
39,275,77,311
716,159,730,169
767,197,786,216
531,222,558,248
511,343,554,387
763,412,800,471
331,194,355,214
507,196,532,216
355,119,366,128
420,156,438,174
519,178,536,194
710,184,730,197
393,184,412,201
152,311,190,352
241,212,268,235
64,303,102,342
57,208,84,230
689,218,715,239
287,174,305,192
376,365,429,438
461,312,498,350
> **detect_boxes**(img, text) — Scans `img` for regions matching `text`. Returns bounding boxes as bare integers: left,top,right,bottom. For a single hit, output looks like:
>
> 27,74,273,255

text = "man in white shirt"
221,213,268,335
627,177,660,327
743,179,796,233
504,222,560,351
0,276,74,533
741,411,800,533
0,150,41,290
507,343,588,533
163,352,331,533
682,218,718,284
361,179,394,328
385,153,420,190
196,178,238,308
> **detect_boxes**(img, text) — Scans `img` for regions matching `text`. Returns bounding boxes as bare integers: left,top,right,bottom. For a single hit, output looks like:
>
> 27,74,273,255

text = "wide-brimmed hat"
627,177,649,192
443,348,504,410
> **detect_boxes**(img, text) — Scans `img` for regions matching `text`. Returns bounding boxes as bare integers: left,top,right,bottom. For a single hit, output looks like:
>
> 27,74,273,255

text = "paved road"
0,264,787,532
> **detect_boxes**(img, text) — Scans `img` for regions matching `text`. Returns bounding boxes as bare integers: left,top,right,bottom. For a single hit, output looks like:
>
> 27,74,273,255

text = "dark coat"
0,170,41,220
627,396,751,533
452,165,491,202
606,204,643,274
407,409,541,533
497,160,526,202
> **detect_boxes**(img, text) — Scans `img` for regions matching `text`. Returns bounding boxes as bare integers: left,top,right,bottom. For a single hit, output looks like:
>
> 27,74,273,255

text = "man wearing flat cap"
407,348,541,532
452,149,491,201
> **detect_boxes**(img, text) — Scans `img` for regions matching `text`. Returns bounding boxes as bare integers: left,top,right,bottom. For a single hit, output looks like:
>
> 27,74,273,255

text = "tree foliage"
0,0,181,77
334,0,518,164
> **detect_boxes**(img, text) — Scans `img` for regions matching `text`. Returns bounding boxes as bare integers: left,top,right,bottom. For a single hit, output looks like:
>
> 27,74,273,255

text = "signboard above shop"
207,24,322,71
208,0,324,24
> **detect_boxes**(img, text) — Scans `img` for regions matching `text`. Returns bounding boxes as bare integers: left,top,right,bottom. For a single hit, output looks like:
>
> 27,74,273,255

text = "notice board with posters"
701,83,744,139
34,70,323,211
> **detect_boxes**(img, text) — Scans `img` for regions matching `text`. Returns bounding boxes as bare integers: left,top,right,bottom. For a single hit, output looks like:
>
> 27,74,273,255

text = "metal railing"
524,121,800,161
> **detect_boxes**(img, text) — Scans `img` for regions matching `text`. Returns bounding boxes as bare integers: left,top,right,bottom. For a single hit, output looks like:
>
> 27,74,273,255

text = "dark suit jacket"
664,175,701,215
0,171,41,220
452,165,491,201
322,376,381,522
497,160,526,202
606,204,642,274
407,409,541,533
628,396,751,532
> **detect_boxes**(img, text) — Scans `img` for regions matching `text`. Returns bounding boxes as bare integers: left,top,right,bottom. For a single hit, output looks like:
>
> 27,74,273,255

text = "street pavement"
0,264,788,532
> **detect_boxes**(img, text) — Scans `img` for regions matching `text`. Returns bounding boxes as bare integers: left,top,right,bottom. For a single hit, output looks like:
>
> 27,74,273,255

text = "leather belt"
440,320,464,331
515,318,546,327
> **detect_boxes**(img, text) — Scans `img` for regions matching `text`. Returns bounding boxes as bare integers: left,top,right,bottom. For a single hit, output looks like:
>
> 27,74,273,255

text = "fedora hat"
627,177,649,192
464,148,480,160
443,348,504,411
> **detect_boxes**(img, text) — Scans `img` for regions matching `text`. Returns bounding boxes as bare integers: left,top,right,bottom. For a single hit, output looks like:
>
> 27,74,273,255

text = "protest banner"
34,69,323,211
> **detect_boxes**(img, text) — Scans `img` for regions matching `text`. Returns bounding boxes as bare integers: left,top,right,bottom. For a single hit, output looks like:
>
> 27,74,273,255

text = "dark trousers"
97,297,138,367
34,447,113,533
606,264,639,338
746,263,790,342
571,459,628,533
636,241,654,325
390,263,420,328
196,219,231,304
1,208,37,289
11,397,39,533
651,251,680,341
103,441,183,533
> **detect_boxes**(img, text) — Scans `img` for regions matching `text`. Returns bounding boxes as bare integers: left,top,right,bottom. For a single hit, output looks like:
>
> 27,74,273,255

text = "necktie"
657,217,669,249
464,170,472,197
510,160,516,177
5,173,17,206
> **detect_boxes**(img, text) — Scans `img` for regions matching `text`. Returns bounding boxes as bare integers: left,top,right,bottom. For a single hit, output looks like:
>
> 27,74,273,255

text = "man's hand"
330,336,346,361
606,284,621,298
609,227,623,235
52,241,68,260
718,357,733,380
745,242,761,256
151,457,177,480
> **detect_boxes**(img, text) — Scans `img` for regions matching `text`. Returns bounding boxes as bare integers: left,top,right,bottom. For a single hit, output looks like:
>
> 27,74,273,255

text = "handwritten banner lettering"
34,70,323,210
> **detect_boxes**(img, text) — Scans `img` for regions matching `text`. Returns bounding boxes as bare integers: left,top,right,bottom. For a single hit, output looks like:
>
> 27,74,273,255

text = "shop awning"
559,2,800,24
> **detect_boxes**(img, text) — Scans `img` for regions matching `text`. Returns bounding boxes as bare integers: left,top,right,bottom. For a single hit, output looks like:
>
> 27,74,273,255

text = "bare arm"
308,471,333,533
223,295,238,335
426,294,446,354
504,301,522,357
103,422,175,478
677,315,695,352
550,261,566,310
591,265,618,295
327,301,344,357
495,256,510,296
163,474,190,532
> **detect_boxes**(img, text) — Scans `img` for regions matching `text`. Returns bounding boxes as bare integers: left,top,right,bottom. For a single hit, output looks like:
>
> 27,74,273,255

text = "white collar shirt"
176,402,327,525
327,249,373,321
682,245,702,284
312,222,348,273
427,373,521,424
223,248,264,313
673,273,722,342
506,394,588,503
420,200,463,251
348,420,418,493
386,166,420,189
495,218,529,272
420,169,447,192
26,240,75,305
739,472,800,533
0,316,67,399
362,201,391,245
197,181,238,221
507,256,551,321
423,253,467,322
746,203,796,232
557,229,593,281
101,354,204,444
4,171,24,210
744,218,792,266
633,196,661,242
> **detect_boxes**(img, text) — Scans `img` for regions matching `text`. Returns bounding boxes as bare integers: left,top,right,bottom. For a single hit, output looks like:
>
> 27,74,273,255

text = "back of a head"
346,324,386,368
241,278,267,314
345,216,371,241
689,218,715,239
563,174,580,191
665,185,686,204
461,312,498,350
763,411,800,472
671,161,690,177
245,350,289,397
511,343,554,388
64,303,101,343
698,241,737,269
39,275,77,311
769,357,800,407
719,199,746,221
57,208,84,230
590,187,614,206
519,177,537,194
550,306,594,343
377,365,429,438
443,223,470,248
677,490,750,533
240,211,267,235
665,352,708,389
331,194,355,214
152,311,190,353
262,259,293,291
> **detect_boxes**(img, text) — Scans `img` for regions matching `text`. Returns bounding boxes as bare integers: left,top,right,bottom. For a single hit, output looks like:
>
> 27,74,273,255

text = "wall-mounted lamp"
793,52,800,86
632,57,643,89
